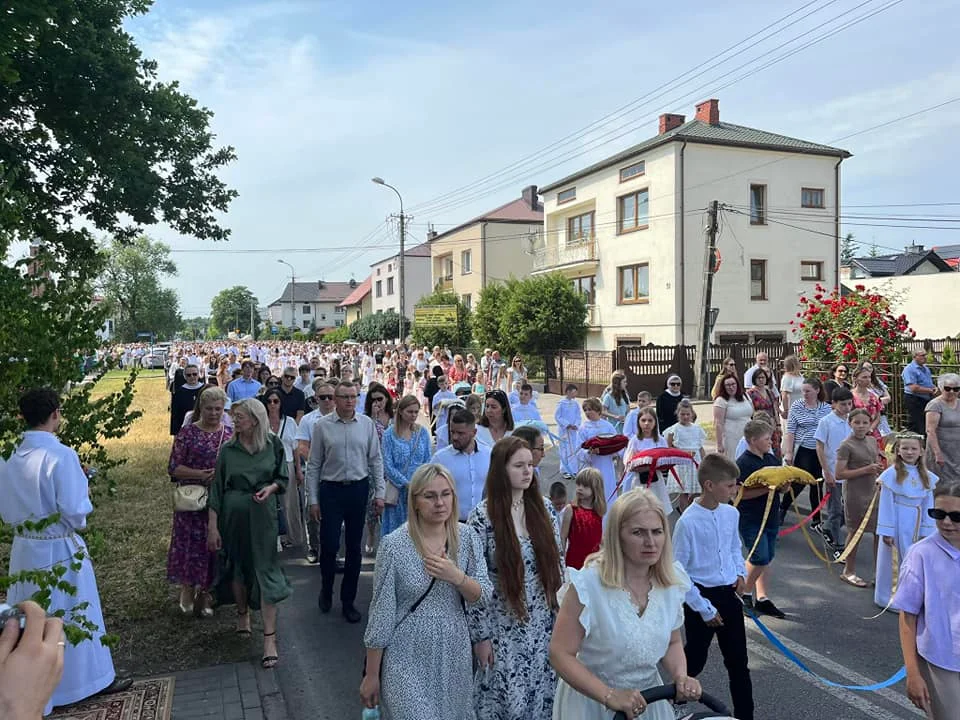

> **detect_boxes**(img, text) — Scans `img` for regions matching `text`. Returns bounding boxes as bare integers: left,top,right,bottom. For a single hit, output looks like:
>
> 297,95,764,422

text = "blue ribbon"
747,612,906,691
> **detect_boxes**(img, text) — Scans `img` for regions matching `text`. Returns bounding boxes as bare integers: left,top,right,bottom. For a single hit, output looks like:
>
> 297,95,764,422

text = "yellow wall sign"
414,305,458,327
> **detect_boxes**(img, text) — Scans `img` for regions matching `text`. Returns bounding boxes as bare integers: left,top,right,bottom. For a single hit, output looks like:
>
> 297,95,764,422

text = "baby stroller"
614,683,736,720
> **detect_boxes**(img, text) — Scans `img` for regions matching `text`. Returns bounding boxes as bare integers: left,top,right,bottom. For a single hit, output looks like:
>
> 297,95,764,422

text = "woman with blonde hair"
550,488,699,719
361,464,491,719
779,355,804,419
207,398,291,668
601,371,630,433
381,395,431,537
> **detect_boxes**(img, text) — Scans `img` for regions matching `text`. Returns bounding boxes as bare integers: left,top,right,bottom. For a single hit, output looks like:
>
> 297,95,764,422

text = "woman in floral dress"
851,363,885,448
167,386,232,616
746,368,782,458
468,437,564,720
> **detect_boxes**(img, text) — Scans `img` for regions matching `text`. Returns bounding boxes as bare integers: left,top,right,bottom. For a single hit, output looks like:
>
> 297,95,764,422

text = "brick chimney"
521,184,539,210
659,113,685,134
695,98,720,126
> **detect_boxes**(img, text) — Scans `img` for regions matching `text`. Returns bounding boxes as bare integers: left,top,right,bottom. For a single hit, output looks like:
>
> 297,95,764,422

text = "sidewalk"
170,661,289,720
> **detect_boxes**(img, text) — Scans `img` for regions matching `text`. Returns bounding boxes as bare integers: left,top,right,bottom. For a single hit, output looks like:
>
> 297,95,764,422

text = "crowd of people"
2,338,958,719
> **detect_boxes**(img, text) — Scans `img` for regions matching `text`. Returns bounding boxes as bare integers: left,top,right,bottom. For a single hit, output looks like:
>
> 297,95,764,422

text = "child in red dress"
560,467,607,569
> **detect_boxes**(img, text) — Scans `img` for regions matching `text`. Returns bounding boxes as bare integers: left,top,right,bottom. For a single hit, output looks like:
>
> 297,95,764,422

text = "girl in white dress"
576,398,619,506
622,408,670,511
875,433,938,608
550,488,701,720
554,384,583,477
663,399,707,512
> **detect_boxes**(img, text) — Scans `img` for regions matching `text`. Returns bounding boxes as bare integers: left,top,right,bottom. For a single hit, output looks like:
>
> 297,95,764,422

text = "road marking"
745,624,923,717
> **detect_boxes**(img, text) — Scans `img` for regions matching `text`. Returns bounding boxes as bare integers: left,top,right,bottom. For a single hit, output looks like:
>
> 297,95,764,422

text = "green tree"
498,273,588,358
411,291,471,348
351,309,404,342
98,236,182,341
840,232,859,266
941,343,959,375
1,0,236,642
210,286,261,338
473,281,516,354
324,324,351,343
182,316,211,340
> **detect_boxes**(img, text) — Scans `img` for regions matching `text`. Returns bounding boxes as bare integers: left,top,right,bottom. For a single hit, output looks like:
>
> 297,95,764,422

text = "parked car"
140,348,168,369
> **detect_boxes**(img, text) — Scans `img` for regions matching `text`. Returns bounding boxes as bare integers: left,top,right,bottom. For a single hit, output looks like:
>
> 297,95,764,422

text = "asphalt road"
274,442,918,720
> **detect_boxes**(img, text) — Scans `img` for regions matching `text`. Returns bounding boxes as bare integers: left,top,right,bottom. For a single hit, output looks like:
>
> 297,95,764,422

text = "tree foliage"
1,0,236,643
210,286,260,338
840,232,859,266
410,291,471,349
794,283,915,367
98,235,181,341
182,316,211,340
324,324,351,343
472,281,515,354
350,310,404,343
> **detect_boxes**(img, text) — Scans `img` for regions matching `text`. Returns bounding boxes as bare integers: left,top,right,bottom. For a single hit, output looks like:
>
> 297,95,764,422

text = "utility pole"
398,209,405,345
694,201,719,399
277,260,296,332
249,301,255,338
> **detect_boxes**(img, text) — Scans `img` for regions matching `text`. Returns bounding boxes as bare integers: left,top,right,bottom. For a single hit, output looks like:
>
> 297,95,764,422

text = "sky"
114,0,960,318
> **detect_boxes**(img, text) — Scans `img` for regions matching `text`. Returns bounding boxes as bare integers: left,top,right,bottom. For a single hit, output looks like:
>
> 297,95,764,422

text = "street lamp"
372,176,405,344
277,259,295,332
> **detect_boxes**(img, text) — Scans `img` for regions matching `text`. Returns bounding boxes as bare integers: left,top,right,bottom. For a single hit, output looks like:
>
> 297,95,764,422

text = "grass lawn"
77,371,250,674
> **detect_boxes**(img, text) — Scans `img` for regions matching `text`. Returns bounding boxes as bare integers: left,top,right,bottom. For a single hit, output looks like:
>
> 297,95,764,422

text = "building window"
321,313,326,320
801,187,825,208
388,263,392,272
750,184,766,225
462,293,472,310
567,212,595,244
302,320,310,329
335,319,344,327
376,268,381,275
443,257,454,279
557,187,576,204
335,306,344,314
801,260,823,281
387,277,395,295
619,161,645,182
571,275,596,304
618,190,649,234
461,249,472,274
302,304,311,315
750,259,767,300
375,280,382,298
617,264,649,304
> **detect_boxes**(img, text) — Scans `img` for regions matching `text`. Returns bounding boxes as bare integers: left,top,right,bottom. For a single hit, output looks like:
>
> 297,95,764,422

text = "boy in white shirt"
815,386,854,552
511,383,542,425
674,452,754,720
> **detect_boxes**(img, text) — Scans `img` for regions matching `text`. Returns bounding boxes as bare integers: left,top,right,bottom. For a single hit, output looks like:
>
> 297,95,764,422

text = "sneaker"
306,551,318,564
754,598,786,619
832,549,845,564
809,522,823,536
741,594,754,613
821,528,837,547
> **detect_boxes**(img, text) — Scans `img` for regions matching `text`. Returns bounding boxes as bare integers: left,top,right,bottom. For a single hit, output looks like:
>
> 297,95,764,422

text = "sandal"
840,573,868,588
261,631,279,669
236,610,252,637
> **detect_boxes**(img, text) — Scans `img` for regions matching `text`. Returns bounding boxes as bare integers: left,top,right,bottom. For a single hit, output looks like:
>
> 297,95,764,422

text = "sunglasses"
928,508,960,522
267,399,281,404
316,394,333,401
668,382,681,386
283,375,296,380
267,381,280,386
943,386,960,392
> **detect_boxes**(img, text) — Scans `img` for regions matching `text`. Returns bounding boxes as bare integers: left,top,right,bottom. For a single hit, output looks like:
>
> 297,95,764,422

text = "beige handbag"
172,427,226,513
384,428,421,506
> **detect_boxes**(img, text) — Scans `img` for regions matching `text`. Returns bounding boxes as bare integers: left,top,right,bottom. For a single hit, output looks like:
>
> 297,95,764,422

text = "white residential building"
370,242,432,315
537,98,851,349
267,281,352,331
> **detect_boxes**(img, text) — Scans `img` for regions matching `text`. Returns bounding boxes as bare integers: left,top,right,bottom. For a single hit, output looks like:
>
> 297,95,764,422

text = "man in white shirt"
743,351,779,397
815,387,853,551
511,383,542,425
432,408,492,521
297,381,337,564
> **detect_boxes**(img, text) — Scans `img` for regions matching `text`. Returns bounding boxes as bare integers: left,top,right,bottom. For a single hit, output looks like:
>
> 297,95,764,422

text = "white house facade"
370,242,432,315
537,99,851,349
268,281,353,331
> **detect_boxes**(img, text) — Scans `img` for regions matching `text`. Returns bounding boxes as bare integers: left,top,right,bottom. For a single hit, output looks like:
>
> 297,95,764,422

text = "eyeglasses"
943,386,960,392
267,381,280,387
928,508,960,522
316,394,333,401
419,491,453,504
266,399,281,404
283,375,296,380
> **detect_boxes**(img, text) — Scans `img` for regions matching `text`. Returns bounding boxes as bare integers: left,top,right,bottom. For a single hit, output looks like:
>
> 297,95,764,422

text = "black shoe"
754,598,786,619
342,605,362,624
98,675,134,695
810,522,823,537
306,551,318,564
741,594,754,613
821,528,837,547
318,594,332,613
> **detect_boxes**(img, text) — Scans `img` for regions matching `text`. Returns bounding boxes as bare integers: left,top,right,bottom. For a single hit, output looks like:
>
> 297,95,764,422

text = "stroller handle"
612,683,731,719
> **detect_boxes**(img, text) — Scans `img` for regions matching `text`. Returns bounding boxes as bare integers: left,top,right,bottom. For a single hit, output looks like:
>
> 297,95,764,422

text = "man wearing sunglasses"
278,366,306,423
296,381,337,564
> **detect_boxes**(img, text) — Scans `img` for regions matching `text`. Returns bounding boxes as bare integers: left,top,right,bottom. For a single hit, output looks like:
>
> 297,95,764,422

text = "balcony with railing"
586,304,600,327
532,236,599,274
436,275,454,291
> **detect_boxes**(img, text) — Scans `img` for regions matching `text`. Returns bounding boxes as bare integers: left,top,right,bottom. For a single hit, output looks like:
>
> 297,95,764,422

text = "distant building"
370,242,431,315
844,244,955,279
338,276,372,324
267,281,353,331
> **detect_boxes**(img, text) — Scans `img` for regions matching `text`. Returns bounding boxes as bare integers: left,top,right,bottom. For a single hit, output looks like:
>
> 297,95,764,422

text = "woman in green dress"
207,398,292,669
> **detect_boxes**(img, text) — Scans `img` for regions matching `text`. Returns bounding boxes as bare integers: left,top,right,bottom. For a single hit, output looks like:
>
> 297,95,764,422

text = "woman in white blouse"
712,375,754,460
549,488,701,719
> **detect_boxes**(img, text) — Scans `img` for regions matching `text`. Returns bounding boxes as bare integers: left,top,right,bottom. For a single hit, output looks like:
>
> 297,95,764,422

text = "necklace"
511,498,524,511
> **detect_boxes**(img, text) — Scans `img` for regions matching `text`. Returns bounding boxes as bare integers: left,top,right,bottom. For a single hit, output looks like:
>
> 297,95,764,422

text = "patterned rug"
49,677,175,720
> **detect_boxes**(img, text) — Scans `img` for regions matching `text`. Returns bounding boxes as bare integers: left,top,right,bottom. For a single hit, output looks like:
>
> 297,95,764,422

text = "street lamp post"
372,177,405,344
277,259,296,332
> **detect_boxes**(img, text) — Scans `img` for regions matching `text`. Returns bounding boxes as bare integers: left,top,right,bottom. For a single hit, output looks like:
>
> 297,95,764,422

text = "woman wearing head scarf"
655,375,684,433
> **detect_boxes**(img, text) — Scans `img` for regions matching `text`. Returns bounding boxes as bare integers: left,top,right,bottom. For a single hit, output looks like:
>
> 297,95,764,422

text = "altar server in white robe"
0,388,131,715
554,384,583,477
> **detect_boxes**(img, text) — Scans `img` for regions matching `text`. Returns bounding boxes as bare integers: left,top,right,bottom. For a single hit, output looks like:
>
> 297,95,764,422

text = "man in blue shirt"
431,408,492,521
226,360,261,402
901,349,936,433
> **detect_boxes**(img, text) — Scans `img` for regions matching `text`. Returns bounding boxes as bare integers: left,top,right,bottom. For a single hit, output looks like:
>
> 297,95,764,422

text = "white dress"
554,399,583,477
0,431,116,715
712,397,754,460
662,423,707,494
874,465,938,608
553,563,692,720
621,436,671,510
576,420,619,504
